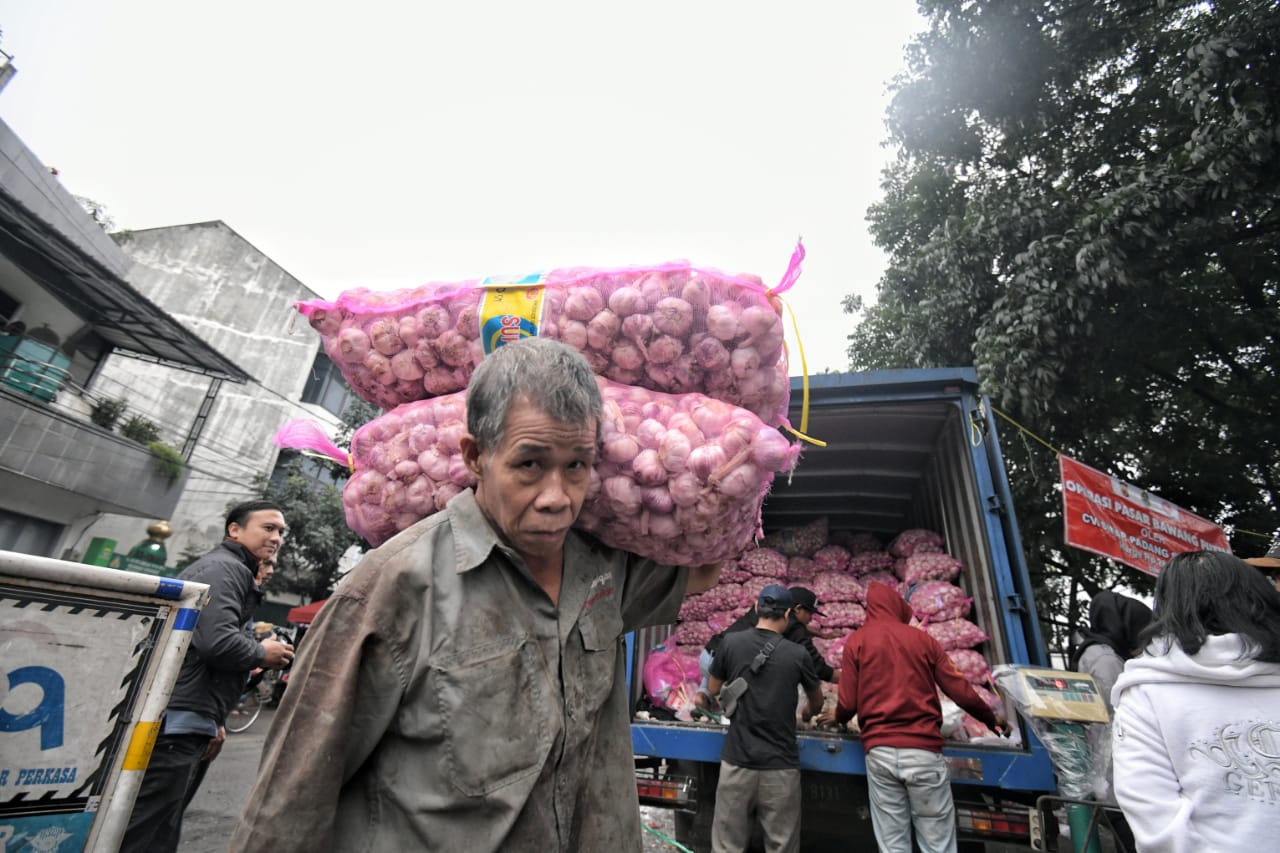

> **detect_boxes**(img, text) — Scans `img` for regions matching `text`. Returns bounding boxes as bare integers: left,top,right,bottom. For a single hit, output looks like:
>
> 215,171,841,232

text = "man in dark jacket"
696,585,838,710
120,500,295,853
707,585,824,852
822,583,1008,853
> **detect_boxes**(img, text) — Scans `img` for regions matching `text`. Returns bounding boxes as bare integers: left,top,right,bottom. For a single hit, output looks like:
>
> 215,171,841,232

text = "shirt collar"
448,489,509,573
219,539,259,573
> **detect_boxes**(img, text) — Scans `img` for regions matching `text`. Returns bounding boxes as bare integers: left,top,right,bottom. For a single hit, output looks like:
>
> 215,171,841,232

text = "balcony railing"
0,377,188,520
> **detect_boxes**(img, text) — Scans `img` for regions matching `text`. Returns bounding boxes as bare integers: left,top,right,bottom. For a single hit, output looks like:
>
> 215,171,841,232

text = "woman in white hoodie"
1112,551,1280,853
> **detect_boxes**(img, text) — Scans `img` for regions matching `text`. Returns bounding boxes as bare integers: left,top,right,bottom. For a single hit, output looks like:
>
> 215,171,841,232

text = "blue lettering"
0,666,65,750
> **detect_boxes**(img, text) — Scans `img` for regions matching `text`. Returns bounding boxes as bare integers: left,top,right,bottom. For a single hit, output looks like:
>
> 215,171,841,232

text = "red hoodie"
836,583,999,753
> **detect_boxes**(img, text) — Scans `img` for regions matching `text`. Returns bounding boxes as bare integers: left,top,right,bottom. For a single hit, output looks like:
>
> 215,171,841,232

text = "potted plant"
90,397,128,430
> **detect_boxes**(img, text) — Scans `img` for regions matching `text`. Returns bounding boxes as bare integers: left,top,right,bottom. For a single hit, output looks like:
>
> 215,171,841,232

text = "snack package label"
479,275,546,354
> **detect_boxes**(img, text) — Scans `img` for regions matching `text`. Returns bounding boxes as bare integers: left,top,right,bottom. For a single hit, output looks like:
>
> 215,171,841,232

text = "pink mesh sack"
296,245,805,426
924,617,989,651
670,620,717,649
845,550,894,576
642,645,703,712
947,649,993,685
276,377,800,564
889,528,946,558
831,531,883,555
815,601,866,630
907,581,973,622
737,547,789,578
812,545,852,573
811,571,868,604
786,556,818,581
895,553,964,585
576,382,802,565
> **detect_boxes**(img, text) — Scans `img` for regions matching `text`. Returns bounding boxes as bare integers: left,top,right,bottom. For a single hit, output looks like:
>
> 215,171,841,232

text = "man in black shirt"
707,585,824,853
696,586,837,711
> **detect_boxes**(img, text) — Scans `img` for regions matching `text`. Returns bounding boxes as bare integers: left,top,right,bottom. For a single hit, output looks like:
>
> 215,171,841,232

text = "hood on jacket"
865,582,912,623
1112,633,1280,706
1071,591,1152,669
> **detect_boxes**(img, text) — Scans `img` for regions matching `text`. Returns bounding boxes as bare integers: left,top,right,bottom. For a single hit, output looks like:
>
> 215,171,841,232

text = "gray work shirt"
231,489,687,853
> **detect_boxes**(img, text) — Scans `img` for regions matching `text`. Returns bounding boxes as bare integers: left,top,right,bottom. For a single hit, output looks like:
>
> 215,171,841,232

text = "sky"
0,0,925,373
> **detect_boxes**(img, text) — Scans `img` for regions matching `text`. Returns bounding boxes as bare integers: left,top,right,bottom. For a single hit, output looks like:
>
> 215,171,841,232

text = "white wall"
80,221,341,563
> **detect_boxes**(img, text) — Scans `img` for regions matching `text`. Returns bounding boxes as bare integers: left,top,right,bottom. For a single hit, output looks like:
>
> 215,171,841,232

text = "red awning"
287,598,328,625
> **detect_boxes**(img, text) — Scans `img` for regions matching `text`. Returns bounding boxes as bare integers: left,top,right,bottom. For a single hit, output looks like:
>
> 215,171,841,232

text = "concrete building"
0,116,249,557
78,220,354,566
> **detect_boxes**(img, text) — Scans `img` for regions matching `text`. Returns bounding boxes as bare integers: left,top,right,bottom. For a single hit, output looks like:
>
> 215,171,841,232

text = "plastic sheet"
993,664,1110,801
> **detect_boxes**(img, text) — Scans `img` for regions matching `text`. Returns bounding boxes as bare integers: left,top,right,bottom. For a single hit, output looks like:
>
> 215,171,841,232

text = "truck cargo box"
628,369,1058,850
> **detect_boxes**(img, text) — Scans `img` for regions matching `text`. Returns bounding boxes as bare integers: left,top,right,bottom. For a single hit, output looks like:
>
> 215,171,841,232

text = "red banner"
1059,455,1230,576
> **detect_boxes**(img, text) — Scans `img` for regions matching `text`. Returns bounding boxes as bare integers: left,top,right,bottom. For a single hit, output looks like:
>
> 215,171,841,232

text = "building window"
301,350,354,419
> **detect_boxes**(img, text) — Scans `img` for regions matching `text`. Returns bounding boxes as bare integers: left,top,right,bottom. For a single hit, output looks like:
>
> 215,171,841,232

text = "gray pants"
711,762,802,853
865,746,957,853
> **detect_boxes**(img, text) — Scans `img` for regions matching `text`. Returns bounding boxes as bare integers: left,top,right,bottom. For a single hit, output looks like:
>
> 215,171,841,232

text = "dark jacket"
168,541,266,724
705,606,836,681
835,583,997,752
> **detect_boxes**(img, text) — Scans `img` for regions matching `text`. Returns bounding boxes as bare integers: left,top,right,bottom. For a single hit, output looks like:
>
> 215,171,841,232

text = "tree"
242,397,378,599
849,0,1278,653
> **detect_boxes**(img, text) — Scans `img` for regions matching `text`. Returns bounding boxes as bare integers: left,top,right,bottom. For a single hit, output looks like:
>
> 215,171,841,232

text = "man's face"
228,509,287,563
462,398,596,568
793,605,814,626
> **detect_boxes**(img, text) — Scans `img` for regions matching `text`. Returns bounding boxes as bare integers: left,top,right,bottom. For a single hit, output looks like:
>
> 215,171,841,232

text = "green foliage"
336,397,380,447
90,397,127,430
73,195,116,233
851,0,1279,654
148,442,186,481
121,415,162,444
243,461,366,600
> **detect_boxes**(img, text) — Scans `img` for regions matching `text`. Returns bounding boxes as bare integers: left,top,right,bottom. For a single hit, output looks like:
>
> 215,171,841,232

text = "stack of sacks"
830,531,882,555
282,252,808,567
297,251,804,426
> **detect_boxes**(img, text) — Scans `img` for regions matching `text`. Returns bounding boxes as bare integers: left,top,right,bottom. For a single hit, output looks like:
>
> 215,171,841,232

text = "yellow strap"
773,294,825,447
122,721,162,772
991,407,1063,456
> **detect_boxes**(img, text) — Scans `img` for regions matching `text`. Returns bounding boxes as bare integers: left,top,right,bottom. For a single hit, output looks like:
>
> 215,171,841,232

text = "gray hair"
466,337,603,450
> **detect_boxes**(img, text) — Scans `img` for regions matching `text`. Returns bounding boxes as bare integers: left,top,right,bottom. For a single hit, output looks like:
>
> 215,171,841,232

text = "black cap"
788,586,824,616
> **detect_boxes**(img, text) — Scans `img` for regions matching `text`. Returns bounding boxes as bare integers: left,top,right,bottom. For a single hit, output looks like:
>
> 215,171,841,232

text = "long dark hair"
1139,550,1280,663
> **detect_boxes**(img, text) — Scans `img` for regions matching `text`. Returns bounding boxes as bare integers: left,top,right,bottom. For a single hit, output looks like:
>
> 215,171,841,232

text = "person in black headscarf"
1071,591,1153,714
1070,589,1153,852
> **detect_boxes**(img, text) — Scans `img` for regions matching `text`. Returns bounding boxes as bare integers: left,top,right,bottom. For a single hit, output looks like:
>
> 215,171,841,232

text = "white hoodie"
1111,634,1280,853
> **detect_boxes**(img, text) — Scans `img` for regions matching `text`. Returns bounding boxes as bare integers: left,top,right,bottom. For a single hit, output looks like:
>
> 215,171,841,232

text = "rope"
991,406,1063,457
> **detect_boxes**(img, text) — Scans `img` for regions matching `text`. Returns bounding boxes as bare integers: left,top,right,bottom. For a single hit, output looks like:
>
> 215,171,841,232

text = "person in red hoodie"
820,582,1008,853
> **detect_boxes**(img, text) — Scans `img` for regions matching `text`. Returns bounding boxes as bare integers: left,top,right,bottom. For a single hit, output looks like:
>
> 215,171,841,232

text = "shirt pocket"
429,634,553,797
574,607,624,708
